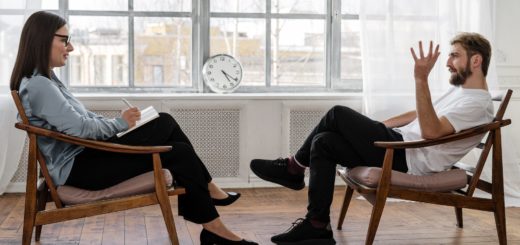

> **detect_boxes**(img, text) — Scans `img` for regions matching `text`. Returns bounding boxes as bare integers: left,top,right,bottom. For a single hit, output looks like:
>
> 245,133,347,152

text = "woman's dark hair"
10,11,67,91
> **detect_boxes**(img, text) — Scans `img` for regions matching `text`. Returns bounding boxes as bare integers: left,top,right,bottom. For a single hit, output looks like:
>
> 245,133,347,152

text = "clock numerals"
203,54,242,93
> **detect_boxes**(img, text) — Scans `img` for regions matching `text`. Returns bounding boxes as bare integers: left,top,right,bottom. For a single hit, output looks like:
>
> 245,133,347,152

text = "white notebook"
116,106,160,138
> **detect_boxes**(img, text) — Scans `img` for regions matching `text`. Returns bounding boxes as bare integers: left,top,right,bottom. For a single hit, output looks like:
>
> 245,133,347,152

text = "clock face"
202,54,243,93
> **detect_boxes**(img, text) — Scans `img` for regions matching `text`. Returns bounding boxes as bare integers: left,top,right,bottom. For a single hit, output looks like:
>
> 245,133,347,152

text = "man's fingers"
428,41,433,58
431,44,440,62
410,47,418,61
419,41,424,58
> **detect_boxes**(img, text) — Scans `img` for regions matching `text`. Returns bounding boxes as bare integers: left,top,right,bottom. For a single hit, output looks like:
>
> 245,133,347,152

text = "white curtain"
360,0,520,206
0,2,43,194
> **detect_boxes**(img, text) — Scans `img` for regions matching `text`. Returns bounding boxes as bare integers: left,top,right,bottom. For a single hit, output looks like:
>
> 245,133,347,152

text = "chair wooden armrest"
374,119,511,149
15,122,171,154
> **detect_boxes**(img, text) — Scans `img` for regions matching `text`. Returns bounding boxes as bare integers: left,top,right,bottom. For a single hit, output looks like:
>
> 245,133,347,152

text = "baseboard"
5,182,25,193
248,175,346,188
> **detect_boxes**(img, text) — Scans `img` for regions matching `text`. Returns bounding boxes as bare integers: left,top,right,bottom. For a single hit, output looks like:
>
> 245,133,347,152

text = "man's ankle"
287,156,305,175
309,218,328,229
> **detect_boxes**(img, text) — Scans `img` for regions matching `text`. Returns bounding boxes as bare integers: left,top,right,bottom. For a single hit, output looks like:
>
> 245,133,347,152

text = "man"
250,33,494,244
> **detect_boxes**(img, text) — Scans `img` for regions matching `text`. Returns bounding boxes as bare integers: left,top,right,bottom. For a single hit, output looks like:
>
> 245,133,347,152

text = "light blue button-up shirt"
18,71,128,185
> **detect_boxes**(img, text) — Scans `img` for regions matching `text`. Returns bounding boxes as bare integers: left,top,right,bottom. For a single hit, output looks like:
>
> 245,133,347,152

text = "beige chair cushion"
57,169,173,205
345,167,467,192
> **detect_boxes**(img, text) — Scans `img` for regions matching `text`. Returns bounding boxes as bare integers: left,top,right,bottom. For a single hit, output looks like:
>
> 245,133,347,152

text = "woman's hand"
121,107,141,128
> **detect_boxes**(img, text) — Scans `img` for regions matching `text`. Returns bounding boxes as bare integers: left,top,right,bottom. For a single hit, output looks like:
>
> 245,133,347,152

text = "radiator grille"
289,110,326,155
169,108,241,178
10,138,28,183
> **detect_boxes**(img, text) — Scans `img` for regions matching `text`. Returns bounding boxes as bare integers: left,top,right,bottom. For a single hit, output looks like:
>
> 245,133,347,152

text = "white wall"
496,0,520,158
495,0,520,203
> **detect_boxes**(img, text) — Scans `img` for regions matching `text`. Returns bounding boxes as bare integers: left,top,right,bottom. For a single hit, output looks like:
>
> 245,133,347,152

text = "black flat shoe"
212,192,241,206
200,229,258,245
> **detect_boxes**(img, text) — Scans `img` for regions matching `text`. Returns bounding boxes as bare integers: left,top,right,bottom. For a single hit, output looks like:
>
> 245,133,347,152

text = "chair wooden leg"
34,189,48,241
492,130,507,245
157,194,180,245
455,207,463,228
22,197,37,245
494,205,507,245
365,197,387,245
23,137,38,245
153,154,180,245
337,186,354,230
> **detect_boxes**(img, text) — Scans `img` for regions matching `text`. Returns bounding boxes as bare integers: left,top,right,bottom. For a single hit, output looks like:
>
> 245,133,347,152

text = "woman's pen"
122,98,133,108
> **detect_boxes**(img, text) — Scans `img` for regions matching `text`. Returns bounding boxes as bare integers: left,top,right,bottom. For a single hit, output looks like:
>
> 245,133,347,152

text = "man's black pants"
294,106,408,223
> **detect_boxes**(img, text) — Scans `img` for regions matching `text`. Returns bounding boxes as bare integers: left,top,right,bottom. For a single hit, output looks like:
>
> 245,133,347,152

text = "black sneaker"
250,158,305,190
271,218,336,245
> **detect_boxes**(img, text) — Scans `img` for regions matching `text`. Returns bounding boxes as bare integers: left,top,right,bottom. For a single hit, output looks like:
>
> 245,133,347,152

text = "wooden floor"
1,187,520,245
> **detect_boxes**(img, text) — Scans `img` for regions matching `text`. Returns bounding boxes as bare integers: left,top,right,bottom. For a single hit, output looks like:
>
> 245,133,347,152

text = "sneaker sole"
274,238,336,245
250,164,305,190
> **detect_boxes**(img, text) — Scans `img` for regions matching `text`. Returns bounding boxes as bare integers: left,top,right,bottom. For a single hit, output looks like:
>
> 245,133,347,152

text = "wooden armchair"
336,89,513,245
11,91,186,245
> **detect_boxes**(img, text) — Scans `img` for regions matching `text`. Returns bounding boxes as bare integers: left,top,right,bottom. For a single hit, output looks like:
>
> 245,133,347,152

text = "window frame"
1,0,362,93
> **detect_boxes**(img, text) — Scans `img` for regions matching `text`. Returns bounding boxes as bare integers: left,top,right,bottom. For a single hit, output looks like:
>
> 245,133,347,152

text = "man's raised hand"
410,40,440,83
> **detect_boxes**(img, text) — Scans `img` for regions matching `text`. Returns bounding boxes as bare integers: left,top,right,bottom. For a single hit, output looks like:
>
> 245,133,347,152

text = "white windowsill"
75,92,364,100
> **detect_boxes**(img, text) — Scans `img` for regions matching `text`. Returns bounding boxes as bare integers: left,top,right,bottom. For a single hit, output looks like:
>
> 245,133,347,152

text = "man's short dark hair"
450,32,492,76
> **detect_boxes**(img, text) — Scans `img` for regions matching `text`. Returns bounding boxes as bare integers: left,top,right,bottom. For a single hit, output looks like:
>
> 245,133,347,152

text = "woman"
10,11,256,245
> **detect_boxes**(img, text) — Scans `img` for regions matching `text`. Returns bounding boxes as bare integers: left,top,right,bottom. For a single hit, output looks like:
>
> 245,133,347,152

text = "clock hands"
221,70,239,83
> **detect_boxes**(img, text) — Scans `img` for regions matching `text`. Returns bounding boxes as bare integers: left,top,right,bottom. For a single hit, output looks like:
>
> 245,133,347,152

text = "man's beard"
449,59,472,86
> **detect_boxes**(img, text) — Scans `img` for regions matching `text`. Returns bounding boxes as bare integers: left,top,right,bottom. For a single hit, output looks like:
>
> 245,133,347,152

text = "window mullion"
325,0,331,89
128,0,135,88
191,0,200,92
329,0,341,89
199,0,210,92
265,0,271,87
60,0,69,86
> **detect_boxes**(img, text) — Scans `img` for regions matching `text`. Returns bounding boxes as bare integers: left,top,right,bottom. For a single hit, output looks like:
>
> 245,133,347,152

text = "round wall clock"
202,54,243,93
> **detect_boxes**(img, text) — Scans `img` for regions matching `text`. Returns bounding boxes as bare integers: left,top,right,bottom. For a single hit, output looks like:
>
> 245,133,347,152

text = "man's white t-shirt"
395,86,494,175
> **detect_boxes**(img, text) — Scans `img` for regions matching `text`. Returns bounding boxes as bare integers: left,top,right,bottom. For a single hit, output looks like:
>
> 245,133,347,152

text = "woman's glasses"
54,34,71,47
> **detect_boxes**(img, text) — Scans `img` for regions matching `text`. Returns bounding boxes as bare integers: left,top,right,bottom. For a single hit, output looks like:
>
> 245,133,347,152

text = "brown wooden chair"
11,90,186,245
336,89,513,245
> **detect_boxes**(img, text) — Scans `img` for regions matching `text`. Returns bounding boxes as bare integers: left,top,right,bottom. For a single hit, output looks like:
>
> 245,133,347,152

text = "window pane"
70,55,82,83
42,0,58,9
134,17,192,87
0,15,23,86
271,19,325,86
0,0,22,8
210,18,265,86
69,0,127,11
339,19,362,90
341,0,360,15
68,16,128,86
272,0,325,14
134,0,191,12
0,0,57,9
94,55,107,83
112,55,124,83
211,0,265,13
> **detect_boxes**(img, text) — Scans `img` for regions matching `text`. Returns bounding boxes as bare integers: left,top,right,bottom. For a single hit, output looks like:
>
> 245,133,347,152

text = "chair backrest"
11,90,64,208
462,89,512,197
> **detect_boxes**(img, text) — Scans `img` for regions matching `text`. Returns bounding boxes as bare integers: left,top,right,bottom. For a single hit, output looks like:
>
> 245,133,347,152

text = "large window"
210,0,361,92
0,0,361,93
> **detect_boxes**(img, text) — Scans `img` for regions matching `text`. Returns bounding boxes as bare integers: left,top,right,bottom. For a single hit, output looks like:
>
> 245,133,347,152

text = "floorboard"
1,187,519,244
